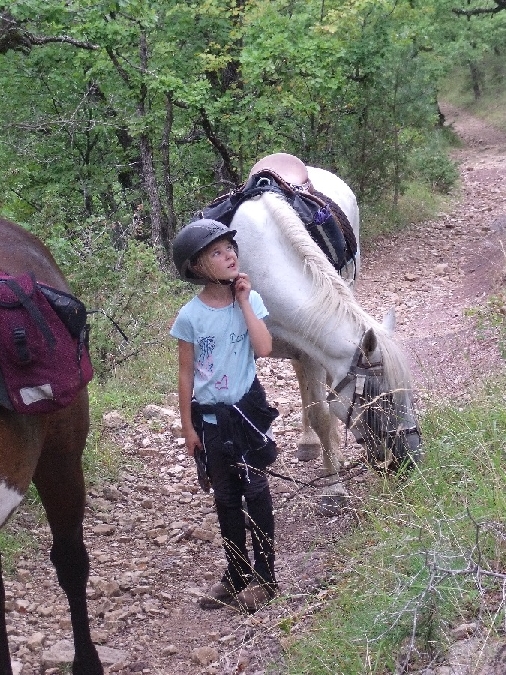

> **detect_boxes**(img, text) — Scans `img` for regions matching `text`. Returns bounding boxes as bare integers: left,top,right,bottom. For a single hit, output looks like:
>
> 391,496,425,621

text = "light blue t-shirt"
170,291,268,414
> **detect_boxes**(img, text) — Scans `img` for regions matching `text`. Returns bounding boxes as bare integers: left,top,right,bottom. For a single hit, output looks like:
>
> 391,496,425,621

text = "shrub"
408,146,459,194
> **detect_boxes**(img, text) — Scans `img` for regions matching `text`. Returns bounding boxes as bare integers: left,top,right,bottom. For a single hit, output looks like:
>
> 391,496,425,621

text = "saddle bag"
0,272,93,414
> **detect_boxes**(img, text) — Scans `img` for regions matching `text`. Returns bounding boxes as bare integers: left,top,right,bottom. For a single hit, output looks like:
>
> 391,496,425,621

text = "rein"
240,461,366,493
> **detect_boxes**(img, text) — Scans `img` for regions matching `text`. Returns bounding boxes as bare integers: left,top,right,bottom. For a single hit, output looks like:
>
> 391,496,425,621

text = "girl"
170,219,278,613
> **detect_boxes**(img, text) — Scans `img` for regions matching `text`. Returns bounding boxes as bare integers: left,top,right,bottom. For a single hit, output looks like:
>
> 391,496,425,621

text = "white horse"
230,154,421,508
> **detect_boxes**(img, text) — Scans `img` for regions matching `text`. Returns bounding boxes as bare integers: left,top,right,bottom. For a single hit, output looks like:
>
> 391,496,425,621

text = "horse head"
326,316,422,472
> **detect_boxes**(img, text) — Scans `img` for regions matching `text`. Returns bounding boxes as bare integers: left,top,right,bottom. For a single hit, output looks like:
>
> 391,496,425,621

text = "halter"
326,334,421,470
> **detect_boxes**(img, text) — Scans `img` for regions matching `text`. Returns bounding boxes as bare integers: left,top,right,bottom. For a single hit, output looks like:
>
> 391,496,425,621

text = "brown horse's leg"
0,555,13,675
33,396,103,675
0,411,45,674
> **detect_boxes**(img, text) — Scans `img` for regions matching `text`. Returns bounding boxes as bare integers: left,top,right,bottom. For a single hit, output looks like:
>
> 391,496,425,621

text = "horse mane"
262,192,413,397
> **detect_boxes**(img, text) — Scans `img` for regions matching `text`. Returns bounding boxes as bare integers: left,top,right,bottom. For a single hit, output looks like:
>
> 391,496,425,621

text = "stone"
142,404,175,420
26,632,45,650
191,527,215,542
190,646,219,666
451,622,478,640
41,640,128,669
92,524,116,536
162,645,178,655
102,411,126,429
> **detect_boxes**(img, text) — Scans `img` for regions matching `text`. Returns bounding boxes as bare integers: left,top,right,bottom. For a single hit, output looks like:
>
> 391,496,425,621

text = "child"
170,219,279,613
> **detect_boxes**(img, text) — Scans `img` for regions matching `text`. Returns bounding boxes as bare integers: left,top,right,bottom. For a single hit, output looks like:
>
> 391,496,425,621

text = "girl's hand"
234,272,251,306
183,427,202,457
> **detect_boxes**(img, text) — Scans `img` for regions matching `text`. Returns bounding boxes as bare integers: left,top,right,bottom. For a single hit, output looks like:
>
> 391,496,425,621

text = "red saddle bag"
0,273,93,414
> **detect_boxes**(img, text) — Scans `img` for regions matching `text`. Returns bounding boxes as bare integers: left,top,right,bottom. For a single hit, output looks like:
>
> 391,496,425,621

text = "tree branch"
0,11,98,54
452,0,506,18
199,108,241,185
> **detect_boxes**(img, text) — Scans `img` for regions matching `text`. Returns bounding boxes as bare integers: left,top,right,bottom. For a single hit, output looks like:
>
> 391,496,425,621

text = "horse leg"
292,359,344,470
33,467,103,675
0,411,47,675
292,358,321,461
292,357,347,514
0,556,12,675
32,401,103,675
323,371,345,472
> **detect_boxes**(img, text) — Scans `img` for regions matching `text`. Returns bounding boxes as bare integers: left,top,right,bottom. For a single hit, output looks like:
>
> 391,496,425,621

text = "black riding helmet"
172,219,238,284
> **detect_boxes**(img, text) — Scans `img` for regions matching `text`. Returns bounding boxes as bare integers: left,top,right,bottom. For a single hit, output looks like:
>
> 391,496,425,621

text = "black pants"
202,422,276,591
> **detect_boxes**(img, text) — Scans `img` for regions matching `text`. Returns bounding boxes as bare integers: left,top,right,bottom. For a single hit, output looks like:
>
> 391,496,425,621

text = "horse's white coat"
0,481,23,527
233,173,409,387
231,166,418,470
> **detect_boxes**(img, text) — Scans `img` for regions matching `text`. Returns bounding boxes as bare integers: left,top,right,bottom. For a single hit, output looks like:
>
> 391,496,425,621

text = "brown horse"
0,218,103,674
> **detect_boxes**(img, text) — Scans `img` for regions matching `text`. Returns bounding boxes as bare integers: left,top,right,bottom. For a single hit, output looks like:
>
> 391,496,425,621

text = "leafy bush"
27,217,190,383
408,145,459,194
361,180,453,240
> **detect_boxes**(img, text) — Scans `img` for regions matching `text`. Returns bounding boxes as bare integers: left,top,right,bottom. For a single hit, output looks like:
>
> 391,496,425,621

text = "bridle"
326,334,421,470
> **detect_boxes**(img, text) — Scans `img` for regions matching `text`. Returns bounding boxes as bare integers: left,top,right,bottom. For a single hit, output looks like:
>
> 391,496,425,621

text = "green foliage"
2,0,496,239
284,387,506,673
361,181,453,240
24,216,187,382
0,529,37,576
408,144,460,194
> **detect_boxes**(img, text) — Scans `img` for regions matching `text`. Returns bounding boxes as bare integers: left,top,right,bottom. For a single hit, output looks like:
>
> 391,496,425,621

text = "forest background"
1,0,505,394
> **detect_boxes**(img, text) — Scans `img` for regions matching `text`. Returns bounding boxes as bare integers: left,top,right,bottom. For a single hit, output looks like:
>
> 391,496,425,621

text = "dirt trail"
5,105,506,675
356,102,506,404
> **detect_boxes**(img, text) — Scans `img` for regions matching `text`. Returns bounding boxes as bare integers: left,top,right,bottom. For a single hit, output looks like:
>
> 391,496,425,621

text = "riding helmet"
172,219,238,284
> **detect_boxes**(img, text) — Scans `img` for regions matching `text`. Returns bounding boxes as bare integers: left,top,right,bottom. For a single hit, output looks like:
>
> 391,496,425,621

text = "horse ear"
361,327,377,356
382,307,396,333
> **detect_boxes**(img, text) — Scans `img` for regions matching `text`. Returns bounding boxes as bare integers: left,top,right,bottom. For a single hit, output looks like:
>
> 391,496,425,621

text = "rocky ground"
4,104,506,675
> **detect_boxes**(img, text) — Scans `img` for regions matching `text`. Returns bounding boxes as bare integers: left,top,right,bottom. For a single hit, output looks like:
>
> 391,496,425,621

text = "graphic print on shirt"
196,335,216,380
230,330,247,355
215,375,229,390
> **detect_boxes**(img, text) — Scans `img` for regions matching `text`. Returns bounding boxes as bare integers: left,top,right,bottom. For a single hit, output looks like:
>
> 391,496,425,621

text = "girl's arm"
177,339,202,456
234,273,272,357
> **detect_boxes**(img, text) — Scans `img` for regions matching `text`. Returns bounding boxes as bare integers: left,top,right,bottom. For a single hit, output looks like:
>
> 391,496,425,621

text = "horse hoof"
296,443,320,461
316,480,348,516
316,494,347,516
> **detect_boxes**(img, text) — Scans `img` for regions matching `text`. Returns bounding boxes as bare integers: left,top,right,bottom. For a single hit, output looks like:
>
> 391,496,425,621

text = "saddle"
196,153,357,276
248,152,312,189
0,273,93,414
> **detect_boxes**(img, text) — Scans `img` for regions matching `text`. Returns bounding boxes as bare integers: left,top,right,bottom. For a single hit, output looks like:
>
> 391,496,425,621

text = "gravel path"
4,104,506,675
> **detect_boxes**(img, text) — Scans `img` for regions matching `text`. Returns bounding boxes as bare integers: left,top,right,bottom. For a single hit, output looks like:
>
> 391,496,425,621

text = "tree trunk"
137,31,169,258
139,133,169,255
161,95,177,241
468,60,481,99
